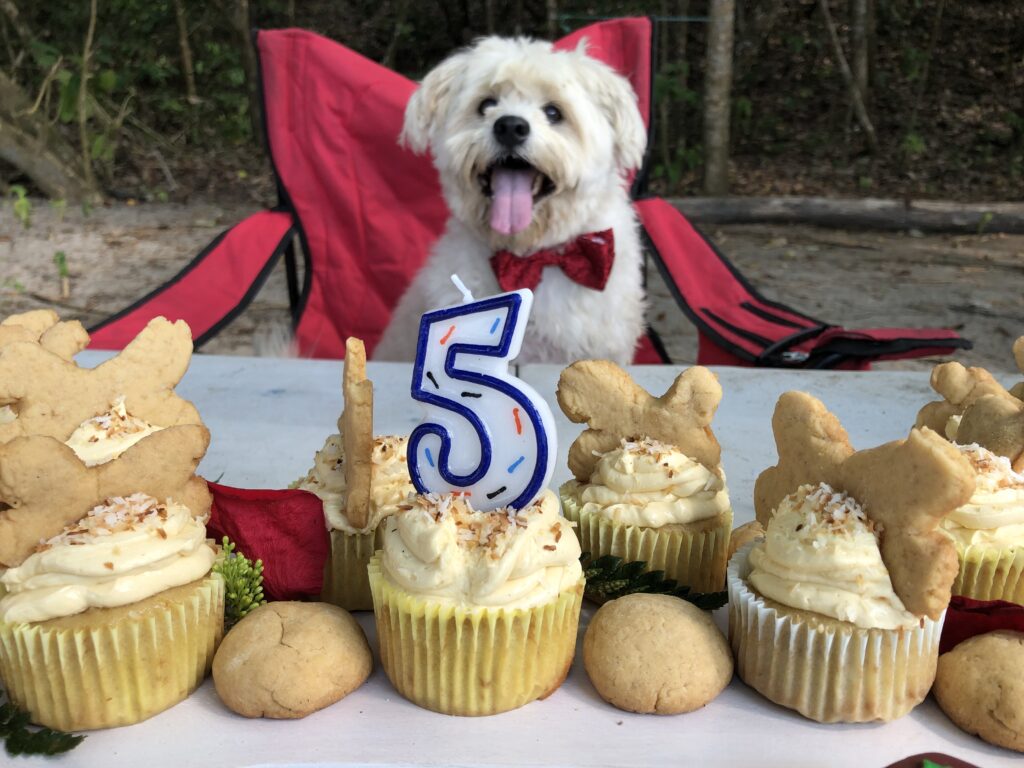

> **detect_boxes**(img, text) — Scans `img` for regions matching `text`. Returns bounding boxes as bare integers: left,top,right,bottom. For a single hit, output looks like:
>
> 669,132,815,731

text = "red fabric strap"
491,229,615,292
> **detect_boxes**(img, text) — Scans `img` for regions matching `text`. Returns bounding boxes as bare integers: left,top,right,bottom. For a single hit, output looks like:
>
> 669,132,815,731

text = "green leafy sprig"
0,696,84,757
581,553,728,611
212,536,266,629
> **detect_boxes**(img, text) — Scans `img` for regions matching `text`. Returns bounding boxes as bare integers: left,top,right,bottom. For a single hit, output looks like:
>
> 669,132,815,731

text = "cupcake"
0,430,222,731
296,433,413,610
732,391,975,723
294,338,414,610
557,361,731,592
0,312,223,730
369,490,584,716
942,444,1024,603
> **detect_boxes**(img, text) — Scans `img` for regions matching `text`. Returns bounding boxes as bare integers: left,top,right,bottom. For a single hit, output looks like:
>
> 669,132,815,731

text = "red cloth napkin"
207,482,330,601
940,595,1024,654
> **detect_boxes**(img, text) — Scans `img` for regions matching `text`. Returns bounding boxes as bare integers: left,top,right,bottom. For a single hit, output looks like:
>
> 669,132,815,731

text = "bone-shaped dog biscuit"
0,310,88,361
340,338,373,529
915,361,1014,435
756,392,974,621
753,391,853,528
0,424,211,567
557,361,722,482
0,316,200,444
957,394,1024,472
842,428,974,618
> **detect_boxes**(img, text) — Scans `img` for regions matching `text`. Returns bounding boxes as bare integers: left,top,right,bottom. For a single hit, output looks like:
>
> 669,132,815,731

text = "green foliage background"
2,1,1022,200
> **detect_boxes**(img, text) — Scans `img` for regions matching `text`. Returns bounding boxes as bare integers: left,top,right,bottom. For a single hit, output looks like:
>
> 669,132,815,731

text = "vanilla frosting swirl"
575,438,729,527
0,493,215,624
942,444,1024,547
296,434,414,534
748,483,918,630
380,489,582,609
65,397,164,466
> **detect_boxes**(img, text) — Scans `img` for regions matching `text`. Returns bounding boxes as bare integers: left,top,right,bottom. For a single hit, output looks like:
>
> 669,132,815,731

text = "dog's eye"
477,98,497,116
542,104,563,124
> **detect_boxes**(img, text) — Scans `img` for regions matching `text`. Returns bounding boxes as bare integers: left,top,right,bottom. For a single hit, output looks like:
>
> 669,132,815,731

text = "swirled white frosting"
380,489,582,609
942,444,1024,547
575,438,729,527
296,434,414,534
0,493,215,624
748,483,918,630
64,397,164,466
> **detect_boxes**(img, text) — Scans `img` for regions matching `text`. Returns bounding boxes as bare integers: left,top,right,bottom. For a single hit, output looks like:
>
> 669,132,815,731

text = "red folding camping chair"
88,17,969,369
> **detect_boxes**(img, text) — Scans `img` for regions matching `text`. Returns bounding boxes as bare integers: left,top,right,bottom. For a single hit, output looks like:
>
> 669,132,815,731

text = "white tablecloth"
16,354,1020,768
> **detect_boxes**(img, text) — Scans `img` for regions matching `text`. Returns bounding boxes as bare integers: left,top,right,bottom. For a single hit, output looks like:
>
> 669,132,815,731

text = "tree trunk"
545,0,558,39
483,0,494,34
78,0,97,192
382,0,409,69
702,0,734,195
818,0,878,154
851,0,869,105
225,0,263,146
0,72,96,200
173,0,199,105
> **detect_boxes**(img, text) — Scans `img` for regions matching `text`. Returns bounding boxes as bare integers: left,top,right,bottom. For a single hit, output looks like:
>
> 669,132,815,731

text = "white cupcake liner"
727,542,943,723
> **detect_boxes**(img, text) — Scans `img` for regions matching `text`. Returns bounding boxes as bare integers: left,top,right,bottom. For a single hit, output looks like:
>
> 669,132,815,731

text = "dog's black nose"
493,115,530,148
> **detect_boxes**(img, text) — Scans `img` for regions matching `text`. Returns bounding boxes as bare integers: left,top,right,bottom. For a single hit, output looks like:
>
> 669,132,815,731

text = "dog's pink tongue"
489,169,533,235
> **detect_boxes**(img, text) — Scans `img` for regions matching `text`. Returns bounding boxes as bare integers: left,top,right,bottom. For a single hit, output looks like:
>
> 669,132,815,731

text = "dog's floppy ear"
576,43,647,172
400,51,467,154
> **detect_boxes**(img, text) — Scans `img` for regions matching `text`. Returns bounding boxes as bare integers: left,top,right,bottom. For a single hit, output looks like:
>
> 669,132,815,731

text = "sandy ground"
1,201,1022,372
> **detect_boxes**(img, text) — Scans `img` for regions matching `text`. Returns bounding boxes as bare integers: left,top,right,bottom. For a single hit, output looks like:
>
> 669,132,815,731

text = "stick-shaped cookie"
0,316,201,443
0,310,88,361
752,391,853,528
842,428,974,619
915,361,1014,435
0,424,211,567
557,361,722,482
957,394,1024,472
339,338,373,529
1010,336,1024,401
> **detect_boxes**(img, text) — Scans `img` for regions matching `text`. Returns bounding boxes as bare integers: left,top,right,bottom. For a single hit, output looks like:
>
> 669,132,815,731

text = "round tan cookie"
933,631,1024,753
583,593,732,714
213,601,372,719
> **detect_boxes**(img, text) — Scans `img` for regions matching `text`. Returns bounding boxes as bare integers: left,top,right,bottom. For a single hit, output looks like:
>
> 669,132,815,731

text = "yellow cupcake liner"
0,574,224,731
727,543,942,723
561,482,731,593
953,543,1024,604
368,556,583,716
320,526,386,611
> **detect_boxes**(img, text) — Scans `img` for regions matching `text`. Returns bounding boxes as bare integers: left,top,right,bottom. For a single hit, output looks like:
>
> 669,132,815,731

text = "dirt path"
2,201,1021,372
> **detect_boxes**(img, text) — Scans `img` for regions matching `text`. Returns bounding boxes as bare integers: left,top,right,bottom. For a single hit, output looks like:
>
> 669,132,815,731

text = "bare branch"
78,0,98,190
818,0,878,154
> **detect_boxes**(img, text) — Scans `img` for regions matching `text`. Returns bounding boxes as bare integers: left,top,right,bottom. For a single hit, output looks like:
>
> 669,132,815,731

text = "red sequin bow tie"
490,229,615,292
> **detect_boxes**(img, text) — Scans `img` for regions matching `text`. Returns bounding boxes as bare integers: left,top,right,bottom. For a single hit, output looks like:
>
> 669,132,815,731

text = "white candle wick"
450,274,475,304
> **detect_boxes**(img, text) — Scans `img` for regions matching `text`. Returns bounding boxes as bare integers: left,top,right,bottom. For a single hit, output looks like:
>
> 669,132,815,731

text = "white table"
20,354,1020,768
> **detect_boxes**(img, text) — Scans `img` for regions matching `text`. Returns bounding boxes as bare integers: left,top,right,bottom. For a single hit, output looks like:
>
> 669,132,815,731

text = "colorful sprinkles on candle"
486,486,507,500
507,455,525,474
512,407,522,435
460,391,482,398
439,325,456,345
424,447,435,468
489,317,501,334
425,371,439,389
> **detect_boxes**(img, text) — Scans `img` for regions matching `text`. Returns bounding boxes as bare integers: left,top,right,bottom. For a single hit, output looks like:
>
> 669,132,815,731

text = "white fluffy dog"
373,36,648,364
